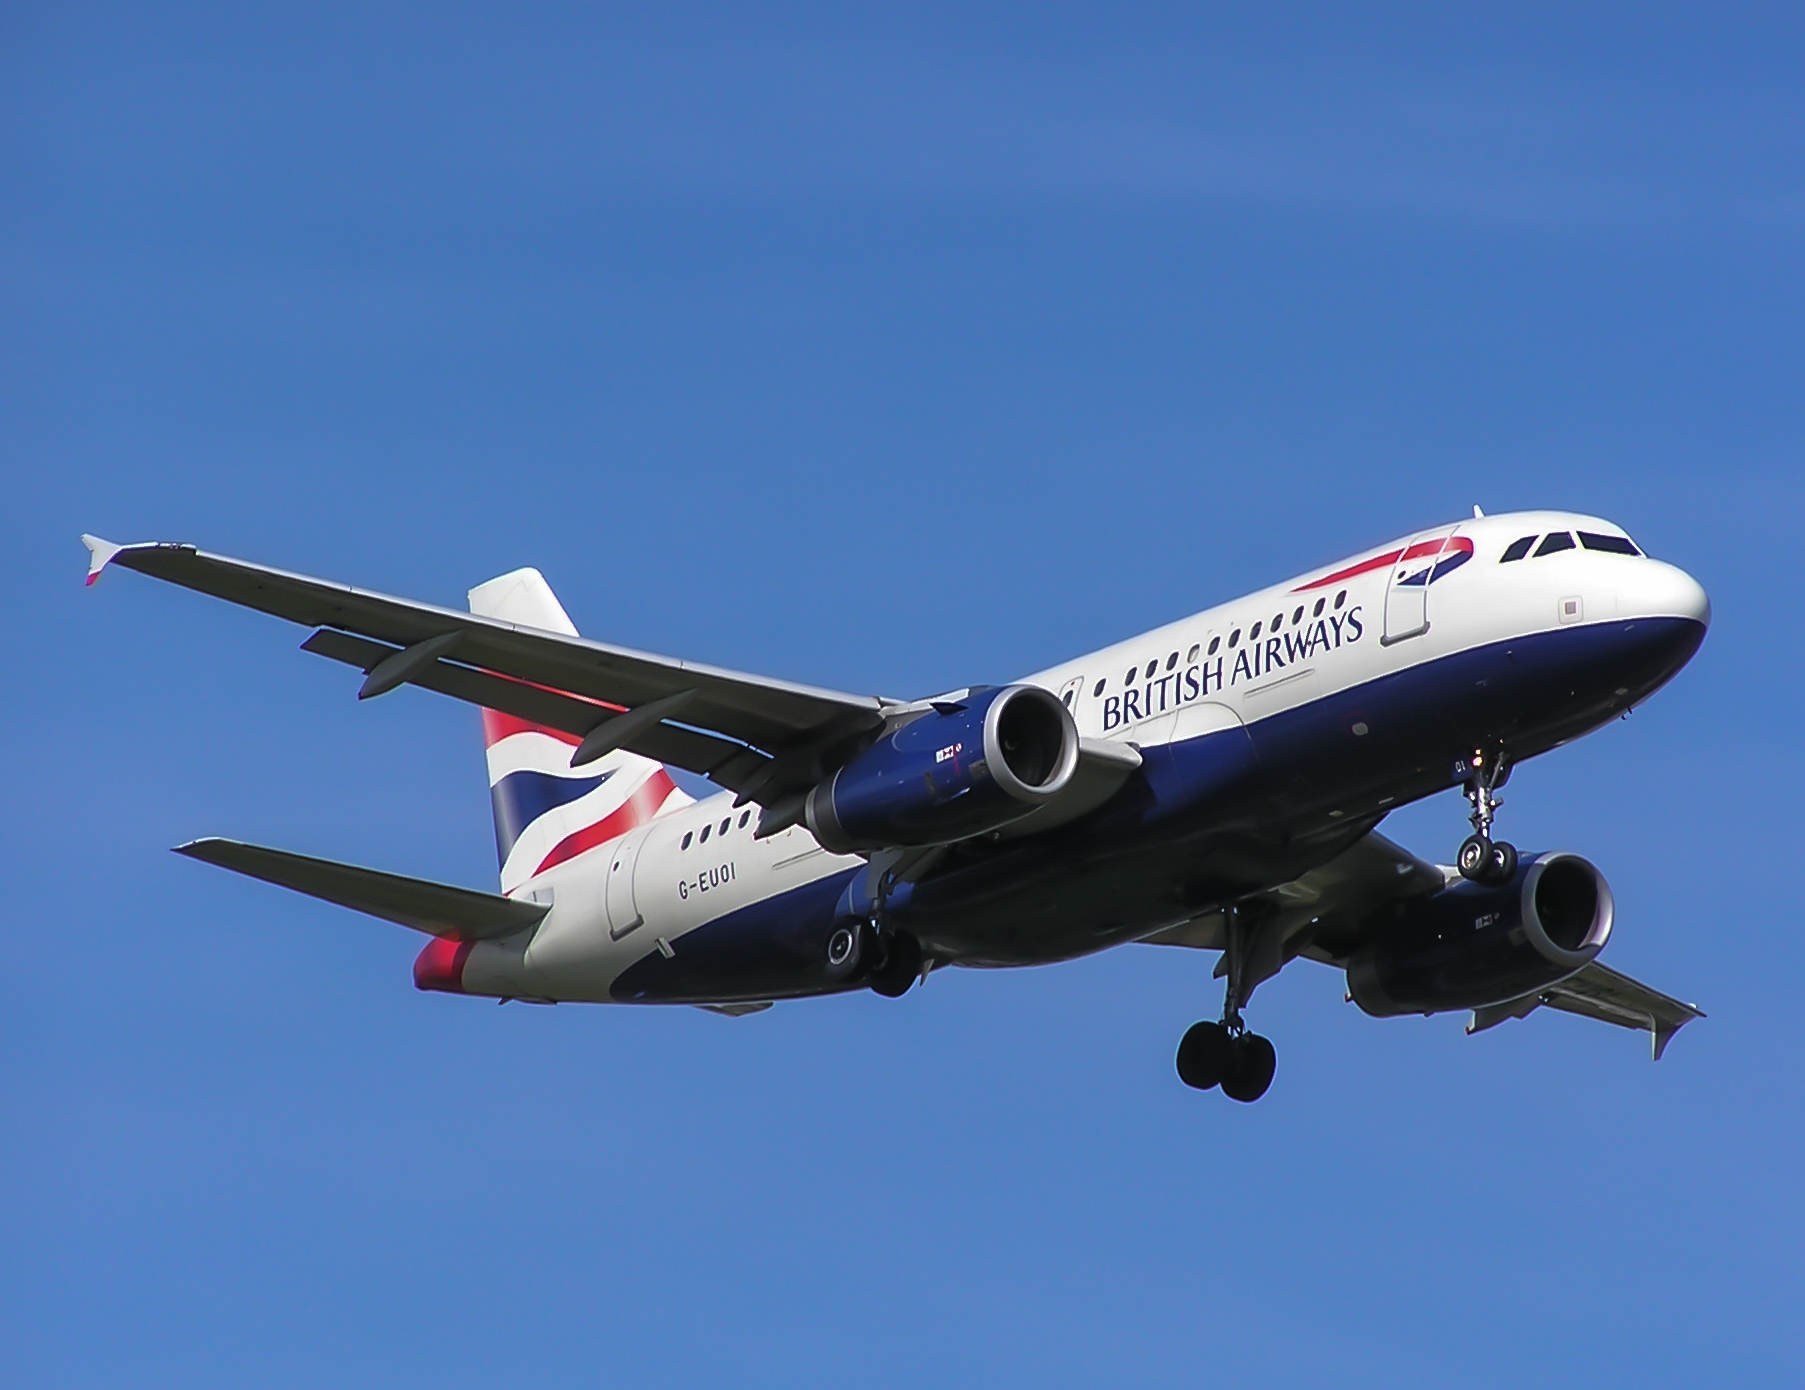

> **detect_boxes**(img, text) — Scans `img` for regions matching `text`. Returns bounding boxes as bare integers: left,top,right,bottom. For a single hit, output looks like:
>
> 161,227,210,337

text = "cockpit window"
1579,531,1639,556
1500,536,1536,563
1534,532,1575,556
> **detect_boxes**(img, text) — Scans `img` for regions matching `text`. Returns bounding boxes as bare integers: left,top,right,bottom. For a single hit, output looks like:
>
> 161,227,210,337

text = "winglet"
81,534,126,586
1652,1015,1697,1062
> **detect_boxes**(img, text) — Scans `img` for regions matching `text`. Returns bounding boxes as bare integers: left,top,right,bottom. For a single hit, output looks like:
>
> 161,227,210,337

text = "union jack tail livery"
467,568,691,896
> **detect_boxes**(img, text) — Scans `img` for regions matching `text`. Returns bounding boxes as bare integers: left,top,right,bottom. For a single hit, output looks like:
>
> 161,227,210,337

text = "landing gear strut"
1175,903,1278,1102
861,859,922,998
1457,748,1519,887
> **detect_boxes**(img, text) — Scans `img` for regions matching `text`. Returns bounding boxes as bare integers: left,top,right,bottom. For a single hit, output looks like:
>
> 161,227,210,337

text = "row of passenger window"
1081,588,1350,699
1500,530,1640,562
681,809,752,851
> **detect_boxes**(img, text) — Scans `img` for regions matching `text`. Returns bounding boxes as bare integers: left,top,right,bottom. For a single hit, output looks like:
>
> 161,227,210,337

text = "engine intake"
1346,852,1614,1018
806,684,1079,853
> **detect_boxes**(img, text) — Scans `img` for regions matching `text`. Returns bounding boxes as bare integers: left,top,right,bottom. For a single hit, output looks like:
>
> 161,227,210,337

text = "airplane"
81,507,1709,1102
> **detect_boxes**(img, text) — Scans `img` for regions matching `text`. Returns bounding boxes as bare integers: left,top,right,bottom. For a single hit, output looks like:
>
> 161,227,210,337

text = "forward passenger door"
1382,526,1461,645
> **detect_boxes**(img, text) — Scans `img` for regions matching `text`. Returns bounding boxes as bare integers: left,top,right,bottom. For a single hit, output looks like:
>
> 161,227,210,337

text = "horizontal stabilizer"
81,533,128,585
173,838,549,941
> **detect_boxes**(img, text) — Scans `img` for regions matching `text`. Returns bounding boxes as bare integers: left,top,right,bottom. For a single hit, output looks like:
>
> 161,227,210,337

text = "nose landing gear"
1175,903,1278,1102
1457,749,1519,887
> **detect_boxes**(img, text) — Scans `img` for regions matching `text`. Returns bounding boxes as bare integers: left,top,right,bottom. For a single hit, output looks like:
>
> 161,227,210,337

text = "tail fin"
468,568,692,895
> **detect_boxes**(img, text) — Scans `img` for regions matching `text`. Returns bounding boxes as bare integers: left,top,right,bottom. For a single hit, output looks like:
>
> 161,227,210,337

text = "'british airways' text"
1100,606,1365,732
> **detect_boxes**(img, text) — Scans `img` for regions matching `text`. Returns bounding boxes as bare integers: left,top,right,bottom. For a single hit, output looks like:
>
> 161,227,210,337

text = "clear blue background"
4,5,1799,1385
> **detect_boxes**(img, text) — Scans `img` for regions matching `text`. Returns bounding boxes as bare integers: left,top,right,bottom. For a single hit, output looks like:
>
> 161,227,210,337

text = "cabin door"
1382,526,1460,645
605,826,650,939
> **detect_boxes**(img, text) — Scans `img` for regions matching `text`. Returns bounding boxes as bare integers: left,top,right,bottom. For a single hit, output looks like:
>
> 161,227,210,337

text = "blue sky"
4,5,1801,1385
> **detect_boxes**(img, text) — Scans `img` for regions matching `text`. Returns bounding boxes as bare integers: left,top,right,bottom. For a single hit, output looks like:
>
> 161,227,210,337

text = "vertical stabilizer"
468,568,692,894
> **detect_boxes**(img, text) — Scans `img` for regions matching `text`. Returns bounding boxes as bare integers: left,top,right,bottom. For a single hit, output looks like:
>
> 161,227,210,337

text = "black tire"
868,931,922,998
1457,834,1492,882
1175,1020,1233,1090
1484,839,1519,886
1220,1033,1277,1103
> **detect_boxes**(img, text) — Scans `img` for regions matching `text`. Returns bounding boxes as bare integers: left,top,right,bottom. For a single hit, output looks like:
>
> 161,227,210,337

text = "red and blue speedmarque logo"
1291,535,1474,593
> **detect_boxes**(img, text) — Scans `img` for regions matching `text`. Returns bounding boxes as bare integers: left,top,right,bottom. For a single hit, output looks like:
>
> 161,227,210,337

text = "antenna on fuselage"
1472,504,1485,518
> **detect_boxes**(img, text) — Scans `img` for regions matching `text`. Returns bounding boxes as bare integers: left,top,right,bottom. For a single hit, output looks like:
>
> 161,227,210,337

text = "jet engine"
1345,852,1614,1018
805,684,1080,853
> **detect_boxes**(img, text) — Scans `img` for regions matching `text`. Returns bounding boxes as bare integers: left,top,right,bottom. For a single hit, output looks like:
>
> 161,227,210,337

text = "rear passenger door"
604,826,650,939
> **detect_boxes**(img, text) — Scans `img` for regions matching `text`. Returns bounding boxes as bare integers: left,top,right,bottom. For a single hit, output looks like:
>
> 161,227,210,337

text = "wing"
1146,829,1702,1057
85,536,889,800
174,837,548,941
1143,830,1445,958
1142,829,1445,1000
87,536,1154,845
1467,962,1704,1060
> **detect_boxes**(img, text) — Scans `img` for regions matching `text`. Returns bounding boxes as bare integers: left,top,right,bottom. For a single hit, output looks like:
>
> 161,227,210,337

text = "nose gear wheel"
1458,748,1519,887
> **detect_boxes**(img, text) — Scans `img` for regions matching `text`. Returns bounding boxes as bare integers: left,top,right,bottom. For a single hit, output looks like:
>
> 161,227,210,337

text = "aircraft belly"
538,617,1710,1001
894,616,1709,969
502,816,863,1004
607,868,862,1004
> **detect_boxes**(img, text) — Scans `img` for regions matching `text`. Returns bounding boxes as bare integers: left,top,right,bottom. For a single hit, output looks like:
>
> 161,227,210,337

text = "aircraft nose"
1629,559,1711,629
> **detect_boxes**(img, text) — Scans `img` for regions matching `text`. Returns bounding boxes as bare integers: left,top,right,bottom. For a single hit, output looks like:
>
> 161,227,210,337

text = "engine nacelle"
1346,852,1614,1018
805,684,1080,853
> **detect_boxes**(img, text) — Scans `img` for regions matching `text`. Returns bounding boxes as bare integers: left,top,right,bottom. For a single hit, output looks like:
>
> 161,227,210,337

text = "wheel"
1457,834,1492,882
1483,839,1519,886
1220,1033,1276,1103
824,923,862,978
1175,1020,1233,1090
868,931,922,998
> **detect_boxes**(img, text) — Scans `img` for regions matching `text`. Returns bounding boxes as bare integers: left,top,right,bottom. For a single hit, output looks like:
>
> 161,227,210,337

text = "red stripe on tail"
479,672,626,749
481,709,583,748
532,770,678,877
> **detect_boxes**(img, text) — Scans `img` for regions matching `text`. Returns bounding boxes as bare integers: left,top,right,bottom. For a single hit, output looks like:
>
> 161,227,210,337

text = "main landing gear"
866,923,922,998
1175,903,1277,1103
824,916,922,996
842,857,923,998
1457,748,1518,887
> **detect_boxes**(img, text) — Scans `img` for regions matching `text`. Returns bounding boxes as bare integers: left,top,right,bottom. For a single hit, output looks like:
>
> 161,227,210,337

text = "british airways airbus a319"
84,508,1708,1102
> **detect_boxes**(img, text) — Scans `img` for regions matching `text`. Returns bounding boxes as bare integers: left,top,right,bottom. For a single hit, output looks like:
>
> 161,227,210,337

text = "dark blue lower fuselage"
611,617,1705,1003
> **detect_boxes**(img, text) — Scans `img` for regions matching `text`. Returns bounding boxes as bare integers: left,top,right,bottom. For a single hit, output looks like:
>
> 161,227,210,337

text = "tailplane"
468,568,691,894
